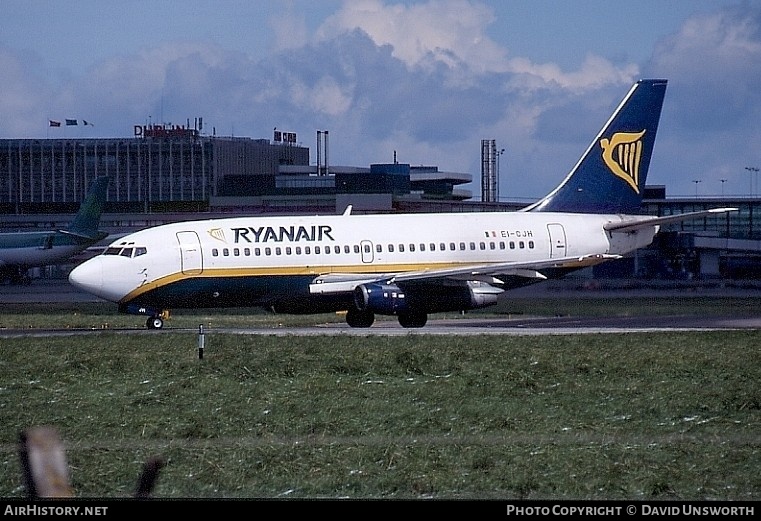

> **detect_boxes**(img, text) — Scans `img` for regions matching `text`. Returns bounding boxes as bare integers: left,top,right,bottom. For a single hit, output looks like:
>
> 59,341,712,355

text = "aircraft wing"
604,207,737,233
309,253,619,294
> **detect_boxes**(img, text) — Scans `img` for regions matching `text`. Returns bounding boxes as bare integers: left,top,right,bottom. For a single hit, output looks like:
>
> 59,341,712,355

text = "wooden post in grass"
134,456,166,498
19,425,165,498
18,426,74,498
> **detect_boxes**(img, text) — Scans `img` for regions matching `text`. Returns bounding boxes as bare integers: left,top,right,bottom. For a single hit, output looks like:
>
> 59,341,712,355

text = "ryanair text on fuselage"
230,225,335,244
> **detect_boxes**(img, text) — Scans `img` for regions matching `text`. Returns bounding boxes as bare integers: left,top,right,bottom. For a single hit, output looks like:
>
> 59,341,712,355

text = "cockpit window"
103,244,147,258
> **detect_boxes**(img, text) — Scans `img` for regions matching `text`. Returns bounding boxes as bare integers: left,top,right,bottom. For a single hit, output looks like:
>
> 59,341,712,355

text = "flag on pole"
49,120,61,127
66,119,78,126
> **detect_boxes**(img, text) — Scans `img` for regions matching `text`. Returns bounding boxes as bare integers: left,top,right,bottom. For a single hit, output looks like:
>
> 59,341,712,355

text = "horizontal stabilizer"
604,208,737,233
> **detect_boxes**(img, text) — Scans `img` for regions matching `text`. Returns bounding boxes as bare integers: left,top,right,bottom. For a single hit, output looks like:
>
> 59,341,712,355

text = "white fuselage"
0,231,83,268
68,210,656,308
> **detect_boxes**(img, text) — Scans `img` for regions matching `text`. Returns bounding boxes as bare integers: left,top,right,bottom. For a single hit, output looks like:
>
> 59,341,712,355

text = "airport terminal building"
1,128,760,279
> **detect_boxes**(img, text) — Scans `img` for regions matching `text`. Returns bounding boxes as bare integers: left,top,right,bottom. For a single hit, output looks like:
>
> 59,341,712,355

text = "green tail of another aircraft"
0,177,110,283
66,176,110,240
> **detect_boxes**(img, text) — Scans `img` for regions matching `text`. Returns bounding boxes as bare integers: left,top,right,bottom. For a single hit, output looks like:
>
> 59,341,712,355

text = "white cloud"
289,76,354,116
317,0,509,74
645,5,761,195
650,6,761,129
507,54,639,92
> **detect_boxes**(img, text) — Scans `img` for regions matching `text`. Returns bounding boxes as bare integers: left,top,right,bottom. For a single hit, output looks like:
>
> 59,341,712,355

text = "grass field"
0,298,760,499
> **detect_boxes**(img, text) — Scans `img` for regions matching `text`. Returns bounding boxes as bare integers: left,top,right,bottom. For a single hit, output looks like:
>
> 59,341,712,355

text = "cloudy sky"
2,0,760,201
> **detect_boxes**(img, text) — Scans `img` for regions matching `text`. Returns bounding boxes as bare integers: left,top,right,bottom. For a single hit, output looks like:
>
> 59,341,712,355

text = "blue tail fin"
526,79,667,214
67,177,110,239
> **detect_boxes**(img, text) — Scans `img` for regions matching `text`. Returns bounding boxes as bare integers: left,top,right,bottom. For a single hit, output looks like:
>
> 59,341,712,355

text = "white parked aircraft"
0,177,109,284
69,79,734,329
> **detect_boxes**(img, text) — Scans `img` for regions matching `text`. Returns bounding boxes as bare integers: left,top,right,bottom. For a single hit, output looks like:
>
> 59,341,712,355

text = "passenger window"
223,248,229,256
234,248,240,256
265,247,272,255
212,248,219,257
335,246,341,254
388,244,395,253
244,248,251,256
296,246,302,255
529,241,534,249
376,244,382,253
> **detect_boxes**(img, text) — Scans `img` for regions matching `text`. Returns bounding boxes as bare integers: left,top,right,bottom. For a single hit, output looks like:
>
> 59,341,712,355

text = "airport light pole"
496,148,505,202
746,167,759,197
692,179,701,198
721,179,727,197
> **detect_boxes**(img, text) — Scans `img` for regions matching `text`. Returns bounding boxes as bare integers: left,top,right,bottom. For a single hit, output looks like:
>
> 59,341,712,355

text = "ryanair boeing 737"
69,80,735,328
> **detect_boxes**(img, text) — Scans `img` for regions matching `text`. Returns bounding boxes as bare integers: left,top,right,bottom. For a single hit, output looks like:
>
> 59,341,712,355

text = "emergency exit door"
547,223,567,258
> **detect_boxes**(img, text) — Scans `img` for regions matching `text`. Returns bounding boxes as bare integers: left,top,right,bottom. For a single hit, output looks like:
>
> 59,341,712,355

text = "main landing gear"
346,308,375,328
344,308,428,328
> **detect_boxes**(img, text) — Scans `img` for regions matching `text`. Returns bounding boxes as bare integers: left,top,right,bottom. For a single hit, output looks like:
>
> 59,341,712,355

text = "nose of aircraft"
68,257,104,297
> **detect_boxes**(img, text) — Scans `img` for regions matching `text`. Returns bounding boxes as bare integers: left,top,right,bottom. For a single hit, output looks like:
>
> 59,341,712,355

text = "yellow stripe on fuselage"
119,261,474,303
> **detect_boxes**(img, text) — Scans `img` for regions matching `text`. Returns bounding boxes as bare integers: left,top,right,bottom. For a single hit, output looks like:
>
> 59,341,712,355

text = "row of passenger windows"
211,240,536,258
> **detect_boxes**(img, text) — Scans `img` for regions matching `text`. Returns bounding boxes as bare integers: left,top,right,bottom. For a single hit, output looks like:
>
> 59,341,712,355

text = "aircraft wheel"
398,312,427,328
146,316,164,329
346,309,375,328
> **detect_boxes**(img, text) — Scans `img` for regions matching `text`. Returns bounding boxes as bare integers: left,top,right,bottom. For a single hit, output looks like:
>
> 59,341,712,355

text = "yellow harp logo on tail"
600,130,646,194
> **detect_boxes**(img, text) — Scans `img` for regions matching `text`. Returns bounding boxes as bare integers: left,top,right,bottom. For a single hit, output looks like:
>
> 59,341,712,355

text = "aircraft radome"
1,177,109,284
69,80,735,329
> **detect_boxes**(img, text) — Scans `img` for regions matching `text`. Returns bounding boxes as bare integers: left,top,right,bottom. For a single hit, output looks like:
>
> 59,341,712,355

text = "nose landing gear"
146,310,171,329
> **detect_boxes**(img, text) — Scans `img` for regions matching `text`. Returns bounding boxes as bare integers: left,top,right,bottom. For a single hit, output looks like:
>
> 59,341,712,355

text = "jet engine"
354,280,502,316
354,283,409,315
